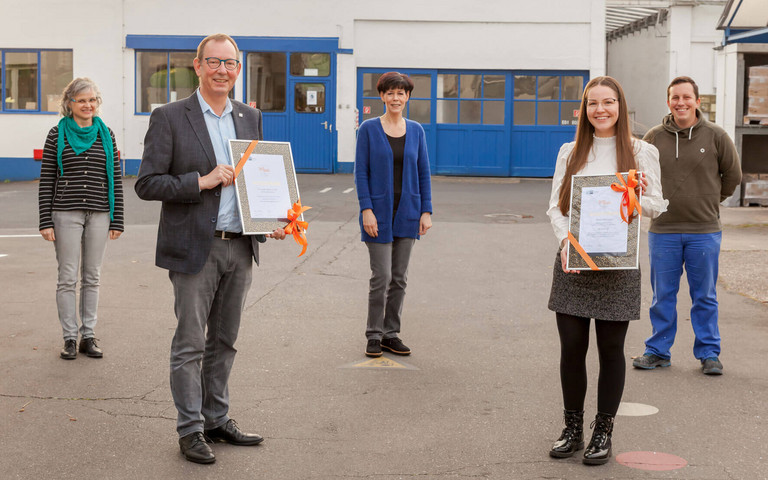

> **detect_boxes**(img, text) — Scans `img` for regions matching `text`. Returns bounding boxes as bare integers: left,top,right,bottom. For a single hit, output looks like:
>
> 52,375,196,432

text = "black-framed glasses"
205,57,240,71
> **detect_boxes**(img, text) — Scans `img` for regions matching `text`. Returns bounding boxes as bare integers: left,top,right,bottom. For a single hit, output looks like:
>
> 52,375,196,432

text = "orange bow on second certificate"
610,169,642,224
285,200,312,257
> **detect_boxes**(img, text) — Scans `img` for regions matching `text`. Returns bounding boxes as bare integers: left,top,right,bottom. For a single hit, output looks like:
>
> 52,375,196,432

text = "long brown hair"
558,76,637,216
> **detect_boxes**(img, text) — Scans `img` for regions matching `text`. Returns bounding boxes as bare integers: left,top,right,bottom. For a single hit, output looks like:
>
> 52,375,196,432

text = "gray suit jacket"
135,94,264,275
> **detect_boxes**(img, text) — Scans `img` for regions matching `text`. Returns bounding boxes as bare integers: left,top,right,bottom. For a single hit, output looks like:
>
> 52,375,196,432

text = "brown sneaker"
365,339,382,357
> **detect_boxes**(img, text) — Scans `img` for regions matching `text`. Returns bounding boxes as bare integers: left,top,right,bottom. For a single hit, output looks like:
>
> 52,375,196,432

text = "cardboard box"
748,65,768,77
748,84,768,98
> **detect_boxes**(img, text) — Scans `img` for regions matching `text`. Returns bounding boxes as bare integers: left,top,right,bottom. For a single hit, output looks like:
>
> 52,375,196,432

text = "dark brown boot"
549,409,584,458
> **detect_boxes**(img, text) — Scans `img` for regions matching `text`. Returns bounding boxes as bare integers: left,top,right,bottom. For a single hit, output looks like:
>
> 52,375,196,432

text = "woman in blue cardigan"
355,71,433,358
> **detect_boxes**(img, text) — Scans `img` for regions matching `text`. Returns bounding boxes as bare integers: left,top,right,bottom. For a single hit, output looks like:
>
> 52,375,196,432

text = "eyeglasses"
586,98,617,109
71,98,99,105
204,57,240,71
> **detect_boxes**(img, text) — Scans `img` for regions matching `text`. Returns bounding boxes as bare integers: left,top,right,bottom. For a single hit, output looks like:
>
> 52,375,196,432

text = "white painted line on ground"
319,187,332,193
343,187,354,194
0,235,40,238
0,254,7,258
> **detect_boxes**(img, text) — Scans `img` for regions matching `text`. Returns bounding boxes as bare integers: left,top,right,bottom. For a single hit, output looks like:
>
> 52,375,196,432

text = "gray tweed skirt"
548,250,641,321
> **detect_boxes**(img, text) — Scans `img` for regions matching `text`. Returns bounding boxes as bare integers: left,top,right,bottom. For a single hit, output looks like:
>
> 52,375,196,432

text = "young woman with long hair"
545,76,668,465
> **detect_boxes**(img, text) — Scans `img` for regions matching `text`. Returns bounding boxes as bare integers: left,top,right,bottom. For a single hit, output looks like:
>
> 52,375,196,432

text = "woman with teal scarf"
38,77,124,360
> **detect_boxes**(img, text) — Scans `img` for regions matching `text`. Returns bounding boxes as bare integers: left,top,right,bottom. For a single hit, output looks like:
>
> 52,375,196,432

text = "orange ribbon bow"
610,169,642,224
285,200,312,257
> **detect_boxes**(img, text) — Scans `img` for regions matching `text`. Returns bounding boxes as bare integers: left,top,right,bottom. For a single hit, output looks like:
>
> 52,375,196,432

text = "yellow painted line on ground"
354,357,408,369
338,356,418,370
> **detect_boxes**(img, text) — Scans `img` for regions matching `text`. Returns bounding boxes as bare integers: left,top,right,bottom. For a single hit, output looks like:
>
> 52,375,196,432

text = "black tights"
556,313,629,416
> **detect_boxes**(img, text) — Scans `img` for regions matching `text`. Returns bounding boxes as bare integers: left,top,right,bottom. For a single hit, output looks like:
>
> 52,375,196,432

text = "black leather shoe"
79,337,103,358
205,419,263,446
380,337,411,355
179,432,215,464
549,409,584,458
60,339,77,360
583,412,614,465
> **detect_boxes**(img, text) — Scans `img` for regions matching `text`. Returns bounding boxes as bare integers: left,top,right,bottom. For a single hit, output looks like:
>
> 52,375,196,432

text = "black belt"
214,230,243,240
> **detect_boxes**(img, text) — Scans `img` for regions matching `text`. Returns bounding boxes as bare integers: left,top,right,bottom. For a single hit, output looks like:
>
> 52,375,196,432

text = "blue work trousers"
645,231,722,360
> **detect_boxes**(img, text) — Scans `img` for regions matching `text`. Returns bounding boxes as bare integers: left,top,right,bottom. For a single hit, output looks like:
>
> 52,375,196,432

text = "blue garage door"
357,69,587,177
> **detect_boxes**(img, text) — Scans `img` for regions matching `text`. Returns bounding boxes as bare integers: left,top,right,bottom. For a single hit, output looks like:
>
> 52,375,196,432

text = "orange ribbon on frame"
285,200,312,257
610,169,642,224
233,140,259,177
567,231,599,271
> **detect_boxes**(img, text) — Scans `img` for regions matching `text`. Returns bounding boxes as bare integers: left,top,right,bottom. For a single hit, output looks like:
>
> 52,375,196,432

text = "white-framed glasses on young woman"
586,98,617,109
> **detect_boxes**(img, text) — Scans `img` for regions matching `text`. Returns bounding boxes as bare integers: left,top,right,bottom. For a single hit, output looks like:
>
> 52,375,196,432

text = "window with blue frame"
436,73,505,125
1,49,72,113
513,74,583,126
135,51,200,113
246,52,286,112
360,72,432,124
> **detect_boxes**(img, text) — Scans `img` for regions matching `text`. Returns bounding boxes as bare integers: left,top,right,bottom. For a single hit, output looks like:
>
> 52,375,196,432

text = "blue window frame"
512,73,584,126
1,49,72,114
134,50,237,115
357,68,587,177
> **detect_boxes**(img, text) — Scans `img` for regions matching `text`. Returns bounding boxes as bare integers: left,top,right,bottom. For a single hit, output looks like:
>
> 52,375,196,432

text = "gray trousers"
365,237,415,340
168,236,253,437
52,210,110,341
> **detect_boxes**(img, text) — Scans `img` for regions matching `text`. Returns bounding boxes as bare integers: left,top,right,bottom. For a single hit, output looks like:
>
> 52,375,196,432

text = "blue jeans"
645,232,722,360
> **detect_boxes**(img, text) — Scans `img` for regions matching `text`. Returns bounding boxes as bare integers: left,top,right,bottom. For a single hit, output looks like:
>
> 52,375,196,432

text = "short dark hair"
376,72,414,95
667,76,699,100
196,33,239,62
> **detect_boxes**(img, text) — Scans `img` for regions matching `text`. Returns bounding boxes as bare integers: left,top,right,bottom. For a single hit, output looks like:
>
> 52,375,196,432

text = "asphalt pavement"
1,175,766,479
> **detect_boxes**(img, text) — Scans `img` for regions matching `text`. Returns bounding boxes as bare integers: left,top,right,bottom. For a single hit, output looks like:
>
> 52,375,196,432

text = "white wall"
607,20,669,133
607,4,723,135
0,0,123,157
2,0,605,172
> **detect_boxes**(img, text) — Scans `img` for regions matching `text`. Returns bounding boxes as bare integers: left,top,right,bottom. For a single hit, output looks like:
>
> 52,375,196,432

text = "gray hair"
59,77,102,117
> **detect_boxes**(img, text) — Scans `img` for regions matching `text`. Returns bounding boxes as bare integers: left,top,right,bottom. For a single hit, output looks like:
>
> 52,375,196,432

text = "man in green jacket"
633,76,741,375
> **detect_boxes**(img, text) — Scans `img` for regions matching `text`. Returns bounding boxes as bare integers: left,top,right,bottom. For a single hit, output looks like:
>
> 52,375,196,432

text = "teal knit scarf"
57,116,115,221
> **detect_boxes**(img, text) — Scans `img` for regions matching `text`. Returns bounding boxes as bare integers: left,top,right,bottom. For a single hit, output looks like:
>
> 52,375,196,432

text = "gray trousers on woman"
52,210,110,341
168,236,253,437
365,237,415,340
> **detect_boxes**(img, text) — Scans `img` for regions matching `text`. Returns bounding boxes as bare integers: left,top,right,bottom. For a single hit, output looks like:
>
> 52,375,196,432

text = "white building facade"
606,1,725,134
0,0,607,180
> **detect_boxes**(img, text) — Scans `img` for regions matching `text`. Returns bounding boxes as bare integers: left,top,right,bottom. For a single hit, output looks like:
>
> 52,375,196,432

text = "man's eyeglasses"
204,57,240,71
71,98,99,105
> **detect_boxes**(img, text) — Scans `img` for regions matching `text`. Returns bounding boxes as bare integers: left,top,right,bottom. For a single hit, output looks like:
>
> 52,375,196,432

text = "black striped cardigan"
38,125,125,231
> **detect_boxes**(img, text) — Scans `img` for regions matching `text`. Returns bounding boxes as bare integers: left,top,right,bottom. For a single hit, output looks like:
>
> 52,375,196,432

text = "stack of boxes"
745,65,768,125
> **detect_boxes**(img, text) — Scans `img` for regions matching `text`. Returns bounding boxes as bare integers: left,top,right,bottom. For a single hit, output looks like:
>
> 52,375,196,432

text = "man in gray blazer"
136,33,286,465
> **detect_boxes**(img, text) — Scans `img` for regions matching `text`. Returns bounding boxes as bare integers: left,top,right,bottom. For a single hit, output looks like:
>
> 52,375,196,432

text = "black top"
386,133,405,215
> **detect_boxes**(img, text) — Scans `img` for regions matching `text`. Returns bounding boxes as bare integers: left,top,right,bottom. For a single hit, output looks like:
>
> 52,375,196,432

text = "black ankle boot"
583,412,614,465
549,409,584,458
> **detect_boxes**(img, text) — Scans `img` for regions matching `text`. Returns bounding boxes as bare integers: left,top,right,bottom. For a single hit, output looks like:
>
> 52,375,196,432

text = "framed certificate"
228,140,302,235
567,172,642,270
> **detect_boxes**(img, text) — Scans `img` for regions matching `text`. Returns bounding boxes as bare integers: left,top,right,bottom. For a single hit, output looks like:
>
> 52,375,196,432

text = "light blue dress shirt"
196,89,240,233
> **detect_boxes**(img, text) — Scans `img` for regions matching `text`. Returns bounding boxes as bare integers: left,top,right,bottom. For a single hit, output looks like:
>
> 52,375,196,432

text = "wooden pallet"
743,115,768,125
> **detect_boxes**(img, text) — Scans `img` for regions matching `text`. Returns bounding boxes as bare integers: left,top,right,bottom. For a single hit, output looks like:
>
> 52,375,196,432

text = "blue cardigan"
354,118,433,243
